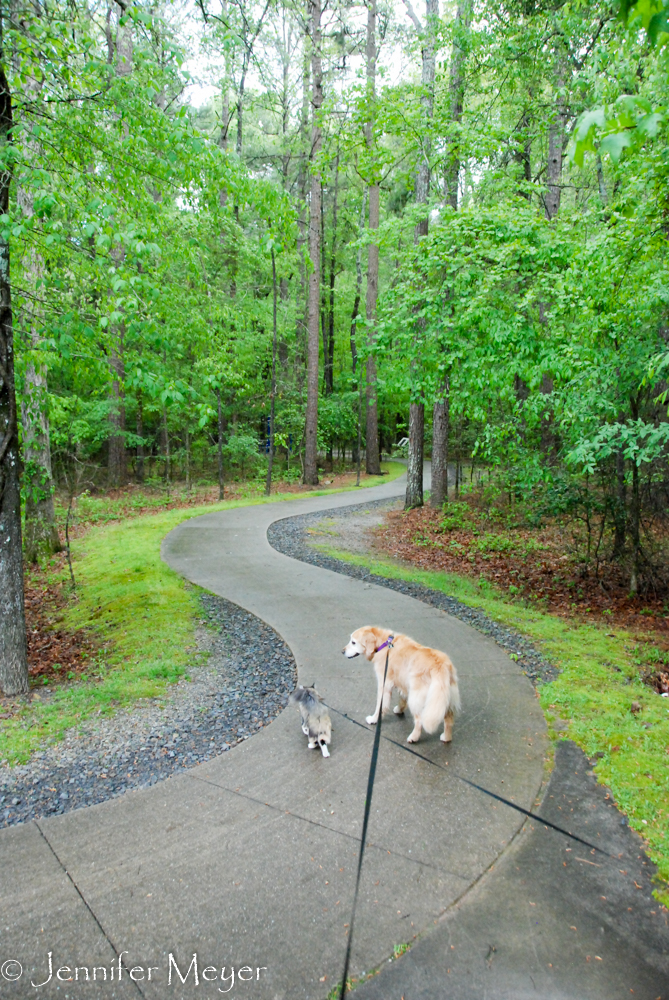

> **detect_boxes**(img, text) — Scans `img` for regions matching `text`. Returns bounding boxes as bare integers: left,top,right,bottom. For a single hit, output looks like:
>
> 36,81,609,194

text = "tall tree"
404,0,437,508
0,14,28,695
544,41,567,221
365,0,381,475
107,5,133,488
431,0,470,507
18,112,61,557
303,0,322,485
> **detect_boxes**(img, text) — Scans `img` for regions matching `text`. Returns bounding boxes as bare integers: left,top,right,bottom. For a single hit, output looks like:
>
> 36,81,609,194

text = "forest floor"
378,501,669,695
53,465,389,539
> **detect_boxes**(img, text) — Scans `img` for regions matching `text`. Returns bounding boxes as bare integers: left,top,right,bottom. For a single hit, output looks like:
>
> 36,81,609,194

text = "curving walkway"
0,471,547,999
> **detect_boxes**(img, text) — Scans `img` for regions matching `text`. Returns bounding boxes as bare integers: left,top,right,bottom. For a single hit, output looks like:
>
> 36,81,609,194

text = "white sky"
180,0,432,110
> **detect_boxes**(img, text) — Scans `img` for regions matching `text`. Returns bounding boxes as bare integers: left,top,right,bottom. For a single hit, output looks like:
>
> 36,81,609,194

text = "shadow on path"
352,741,668,1000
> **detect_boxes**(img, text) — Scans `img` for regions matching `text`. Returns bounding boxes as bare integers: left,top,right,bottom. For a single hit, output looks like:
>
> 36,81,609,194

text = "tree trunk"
295,37,310,382
136,390,144,482
303,0,322,486
17,82,60,562
350,189,367,375
613,446,626,559
265,247,278,496
630,459,641,595
325,155,339,397
22,356,60,562
412,0,437,239
365,0,381,475
219,81,229,208
406,402,424,508
0,50,28,695
544,53,566,221
108,342,126,487
431,373,449,506
544,121,564,220
216,388,224,499
162,405,170,489
443,0,471,210
514,112,532,201
540,372,557,463
107,11,132,488
405,0,437,508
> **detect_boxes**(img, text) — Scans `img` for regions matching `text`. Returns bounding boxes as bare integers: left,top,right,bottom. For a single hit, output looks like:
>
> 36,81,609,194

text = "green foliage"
438,502,471,532
223,429,262,476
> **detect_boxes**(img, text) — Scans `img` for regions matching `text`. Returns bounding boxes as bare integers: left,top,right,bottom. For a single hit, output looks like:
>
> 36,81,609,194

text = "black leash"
327,704,614,860
338,643,391,1000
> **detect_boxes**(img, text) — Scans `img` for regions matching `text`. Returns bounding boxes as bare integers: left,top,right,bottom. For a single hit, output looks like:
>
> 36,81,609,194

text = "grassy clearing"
2,464,403,767
315,545,669,905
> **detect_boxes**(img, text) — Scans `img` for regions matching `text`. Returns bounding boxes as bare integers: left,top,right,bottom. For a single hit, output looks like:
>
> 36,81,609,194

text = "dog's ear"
362,629,378,660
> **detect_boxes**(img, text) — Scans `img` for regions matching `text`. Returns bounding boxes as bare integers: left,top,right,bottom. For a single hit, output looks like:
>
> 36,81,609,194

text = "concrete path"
1,471,548,999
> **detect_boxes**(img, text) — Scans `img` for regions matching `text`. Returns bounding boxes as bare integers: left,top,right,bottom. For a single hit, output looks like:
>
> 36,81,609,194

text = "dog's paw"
440,733,452,743
406,734,419,743
365,715,378,725
393,705,405,715
308,742,316,749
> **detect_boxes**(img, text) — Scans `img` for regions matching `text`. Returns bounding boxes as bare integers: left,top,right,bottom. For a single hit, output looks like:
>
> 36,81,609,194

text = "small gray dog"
289,685,332,758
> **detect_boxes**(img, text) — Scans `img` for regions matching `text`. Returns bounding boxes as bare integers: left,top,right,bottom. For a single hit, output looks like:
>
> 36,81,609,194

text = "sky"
180,0,423,112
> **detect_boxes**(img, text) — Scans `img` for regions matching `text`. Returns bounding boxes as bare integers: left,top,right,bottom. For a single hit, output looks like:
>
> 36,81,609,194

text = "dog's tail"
421,671,461,734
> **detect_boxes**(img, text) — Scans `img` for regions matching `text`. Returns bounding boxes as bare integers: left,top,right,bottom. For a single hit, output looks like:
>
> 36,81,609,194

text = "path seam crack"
34,820,145,998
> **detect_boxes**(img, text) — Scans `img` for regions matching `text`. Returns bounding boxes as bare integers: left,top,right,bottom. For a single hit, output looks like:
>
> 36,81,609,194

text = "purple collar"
374,635,395,653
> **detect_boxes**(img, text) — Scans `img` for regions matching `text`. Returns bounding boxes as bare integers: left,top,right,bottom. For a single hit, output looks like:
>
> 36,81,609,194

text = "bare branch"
403,0,423,33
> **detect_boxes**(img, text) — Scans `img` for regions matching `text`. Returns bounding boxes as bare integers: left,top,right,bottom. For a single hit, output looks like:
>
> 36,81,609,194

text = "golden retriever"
343,626,461,744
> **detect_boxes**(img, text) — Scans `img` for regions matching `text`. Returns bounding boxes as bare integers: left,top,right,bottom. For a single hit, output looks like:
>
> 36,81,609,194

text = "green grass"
314,546,669,905
2,463,404,767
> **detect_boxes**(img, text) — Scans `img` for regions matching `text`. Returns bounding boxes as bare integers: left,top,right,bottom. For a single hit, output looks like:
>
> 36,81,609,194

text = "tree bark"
108,341,126,487
410,0,437,239
17,72,60,562
107,10,132,488
324,155,339,397
303,0,322,486
365,0,381,475
219,77,229,208
406,402,424,508
217,387,225,500
350,189,367,376
544,52,566,221
265,247,278,496
630,458,641,595
162,404,170,488
0,48,28,695
135,390,144,482
295,36,310,382
613,445,626,559
431,373,449,506
540,372,557,463
443,0,471,210
404,0,437,508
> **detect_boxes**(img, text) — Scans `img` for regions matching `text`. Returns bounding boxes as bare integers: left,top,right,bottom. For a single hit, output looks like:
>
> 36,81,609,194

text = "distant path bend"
0,471,546,1000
